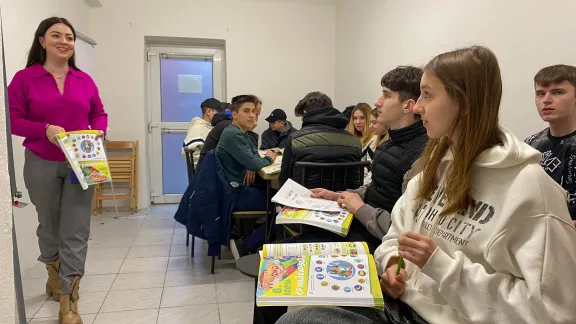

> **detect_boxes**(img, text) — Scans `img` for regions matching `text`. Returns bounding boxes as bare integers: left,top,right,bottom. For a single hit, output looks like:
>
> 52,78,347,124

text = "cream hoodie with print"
374,126,576,324
182,117,212,165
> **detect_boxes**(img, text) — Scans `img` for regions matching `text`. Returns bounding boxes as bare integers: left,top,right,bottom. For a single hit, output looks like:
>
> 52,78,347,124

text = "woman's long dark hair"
26,17,79,69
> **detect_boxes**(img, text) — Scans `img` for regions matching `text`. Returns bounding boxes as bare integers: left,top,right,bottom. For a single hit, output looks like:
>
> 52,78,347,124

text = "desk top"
236,253,261,279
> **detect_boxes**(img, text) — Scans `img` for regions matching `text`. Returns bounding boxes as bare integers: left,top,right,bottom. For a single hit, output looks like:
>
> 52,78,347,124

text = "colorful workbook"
275,207,354,236
56,130,112,190
257,241,384,309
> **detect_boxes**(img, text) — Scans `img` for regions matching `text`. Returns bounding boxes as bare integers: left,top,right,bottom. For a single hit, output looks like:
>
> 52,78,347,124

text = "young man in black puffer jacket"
279,91,362,189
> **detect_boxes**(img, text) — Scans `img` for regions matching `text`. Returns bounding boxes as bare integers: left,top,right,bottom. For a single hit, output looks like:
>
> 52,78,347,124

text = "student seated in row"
216,95,277,257
277,46,576,324
260,108,297,150
525,64,576,222
199,97,261,165
347,103,375,160
279,91,362,188
253,66,428,324
182,98,223,165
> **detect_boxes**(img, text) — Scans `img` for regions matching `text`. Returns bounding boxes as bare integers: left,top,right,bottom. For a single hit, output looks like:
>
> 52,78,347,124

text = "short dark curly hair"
230,94,260,112
381,66,423,102
294,91,333,117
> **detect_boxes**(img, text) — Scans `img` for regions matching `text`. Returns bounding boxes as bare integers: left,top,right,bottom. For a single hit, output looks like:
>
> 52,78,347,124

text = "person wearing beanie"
182,98,223,165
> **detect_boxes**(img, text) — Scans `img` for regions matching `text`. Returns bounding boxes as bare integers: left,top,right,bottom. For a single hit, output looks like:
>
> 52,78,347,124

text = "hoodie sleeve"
222,131,272,171
373,192,407,275
420,214,576,324
350,166,418,241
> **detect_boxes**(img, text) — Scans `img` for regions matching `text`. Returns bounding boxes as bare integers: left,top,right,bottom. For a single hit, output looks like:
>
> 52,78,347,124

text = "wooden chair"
92,141,138,215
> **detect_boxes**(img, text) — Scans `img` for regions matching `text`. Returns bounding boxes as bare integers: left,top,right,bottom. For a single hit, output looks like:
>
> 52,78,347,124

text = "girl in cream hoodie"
276,46,576,324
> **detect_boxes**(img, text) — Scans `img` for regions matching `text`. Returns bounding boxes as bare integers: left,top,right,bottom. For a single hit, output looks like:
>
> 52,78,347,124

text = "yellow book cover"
256,252,384,309
276,207,353,236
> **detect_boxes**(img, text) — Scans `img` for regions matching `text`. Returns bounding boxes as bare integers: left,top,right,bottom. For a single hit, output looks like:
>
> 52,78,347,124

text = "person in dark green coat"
216,94,277,259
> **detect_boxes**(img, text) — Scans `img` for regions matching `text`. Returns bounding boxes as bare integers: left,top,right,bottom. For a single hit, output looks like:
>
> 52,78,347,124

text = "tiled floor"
22,205,255,324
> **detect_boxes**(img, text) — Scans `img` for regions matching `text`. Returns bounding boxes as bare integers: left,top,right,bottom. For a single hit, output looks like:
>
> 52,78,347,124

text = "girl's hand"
96,130,105,140
398,232,437,269
380,263,407,299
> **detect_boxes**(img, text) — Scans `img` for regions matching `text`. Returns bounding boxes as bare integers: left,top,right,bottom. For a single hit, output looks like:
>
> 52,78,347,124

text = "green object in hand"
396,256,404,275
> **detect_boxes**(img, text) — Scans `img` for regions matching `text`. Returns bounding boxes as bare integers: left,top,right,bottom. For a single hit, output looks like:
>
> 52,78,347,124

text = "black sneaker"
230,239,248,260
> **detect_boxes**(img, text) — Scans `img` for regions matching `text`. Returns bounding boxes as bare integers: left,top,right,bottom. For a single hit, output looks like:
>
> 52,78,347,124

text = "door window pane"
161,133,189,194
160,57,213,122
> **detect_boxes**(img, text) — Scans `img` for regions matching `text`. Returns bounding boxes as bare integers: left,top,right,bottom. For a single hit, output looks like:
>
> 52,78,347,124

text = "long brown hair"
26,17,79,69
347,103,373,148
416,46,502,216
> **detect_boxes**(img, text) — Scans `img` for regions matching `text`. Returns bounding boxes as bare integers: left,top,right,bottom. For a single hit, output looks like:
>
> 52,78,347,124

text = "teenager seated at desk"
260,108,297,150
216,94,277,259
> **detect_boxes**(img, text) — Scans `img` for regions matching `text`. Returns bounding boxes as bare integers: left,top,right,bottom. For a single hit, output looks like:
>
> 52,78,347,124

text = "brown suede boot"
59,276,82,324
46,259,61,301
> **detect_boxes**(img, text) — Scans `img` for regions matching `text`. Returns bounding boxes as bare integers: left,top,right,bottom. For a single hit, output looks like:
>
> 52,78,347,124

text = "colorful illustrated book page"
275,207,354,236
256,254,383,309
56,130,112,190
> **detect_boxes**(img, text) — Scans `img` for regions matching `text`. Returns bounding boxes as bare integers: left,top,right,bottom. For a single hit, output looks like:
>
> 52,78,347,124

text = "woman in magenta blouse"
8,17,107,324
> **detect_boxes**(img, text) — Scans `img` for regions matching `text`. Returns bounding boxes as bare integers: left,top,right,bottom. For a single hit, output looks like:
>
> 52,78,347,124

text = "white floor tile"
23,263,47,280
93,309,158,324
127,245,170,258
167,255,210,271
24,295,48,319
214,264,253,283
87,246,130,260
216,281,255,303
23,278,48,297
218,301,254,324
84,258,124,275
111,271,166,291
160,284,217,308
131,235,173,247
137,228,174,236
157,304,220,324
35,291,106,318
100,288,162,313
80,274,117,293
119,257,168,273
169,244,194,257
88,236,136,248
164,270,214,287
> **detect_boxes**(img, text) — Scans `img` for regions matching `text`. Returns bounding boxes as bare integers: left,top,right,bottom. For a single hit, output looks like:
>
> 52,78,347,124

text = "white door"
147,46,225,203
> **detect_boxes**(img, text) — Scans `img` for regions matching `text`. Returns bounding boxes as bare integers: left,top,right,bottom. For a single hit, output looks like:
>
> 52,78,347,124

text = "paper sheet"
271,179,342,212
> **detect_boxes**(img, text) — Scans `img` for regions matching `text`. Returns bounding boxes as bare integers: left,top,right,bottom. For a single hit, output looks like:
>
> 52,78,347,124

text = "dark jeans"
232,178,279,251
253,220,382,324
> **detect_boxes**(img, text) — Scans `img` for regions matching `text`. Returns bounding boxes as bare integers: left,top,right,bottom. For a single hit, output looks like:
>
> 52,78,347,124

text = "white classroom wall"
1,0,92,272
89,0,337,208
334,0,576,140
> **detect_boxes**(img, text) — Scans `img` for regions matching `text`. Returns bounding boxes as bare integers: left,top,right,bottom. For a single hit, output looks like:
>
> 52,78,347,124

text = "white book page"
272,179,341,212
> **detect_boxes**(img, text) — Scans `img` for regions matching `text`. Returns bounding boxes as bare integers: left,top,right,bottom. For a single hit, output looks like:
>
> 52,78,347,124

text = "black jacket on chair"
199,112,231,165
279,107,362,189
364,120,428,213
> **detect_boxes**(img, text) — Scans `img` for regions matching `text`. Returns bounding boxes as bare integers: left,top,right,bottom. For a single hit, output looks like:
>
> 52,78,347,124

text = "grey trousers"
276,306,391,324
24,149,94,293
